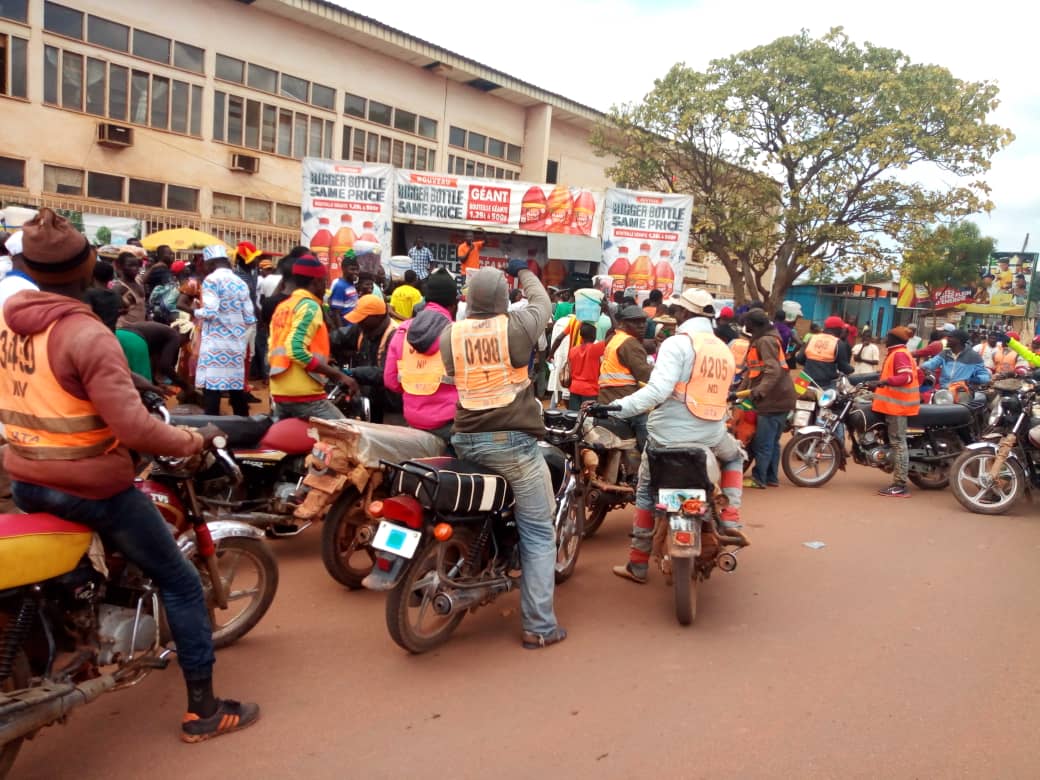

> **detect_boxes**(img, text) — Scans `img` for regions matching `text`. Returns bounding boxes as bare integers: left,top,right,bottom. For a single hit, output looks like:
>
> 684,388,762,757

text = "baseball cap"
941,322,956,333
170,260,187,274
345,293,388,323
823,315,846,330
719,306,734,319
672,288,715,316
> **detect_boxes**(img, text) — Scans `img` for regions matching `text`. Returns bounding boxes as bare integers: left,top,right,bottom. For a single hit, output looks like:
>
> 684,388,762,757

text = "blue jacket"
921,348,991,388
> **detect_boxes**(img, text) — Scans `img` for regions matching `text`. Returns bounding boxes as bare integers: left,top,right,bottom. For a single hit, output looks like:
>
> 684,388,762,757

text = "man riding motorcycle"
920,329,991,389
609,288,745,584
0,208,258,742
796,315,854,387
439,259,566,650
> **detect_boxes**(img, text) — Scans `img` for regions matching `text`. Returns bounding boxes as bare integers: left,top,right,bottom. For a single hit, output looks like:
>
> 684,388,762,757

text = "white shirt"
851,341,881,373
974,342,1003,371
257,273,282,300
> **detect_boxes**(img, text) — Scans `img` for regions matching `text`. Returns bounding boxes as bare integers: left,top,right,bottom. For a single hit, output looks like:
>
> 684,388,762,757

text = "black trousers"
203,389,249,417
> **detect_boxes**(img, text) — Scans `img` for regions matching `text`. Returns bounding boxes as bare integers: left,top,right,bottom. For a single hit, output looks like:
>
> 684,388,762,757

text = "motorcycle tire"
0,650,30,778
673,556,696,626
321,488,377,589
386,528,475,654
908,470,949,490
582,490,609,539
554,486,585,584
950,449,1026,516
206,537,279,649
781,434,841,488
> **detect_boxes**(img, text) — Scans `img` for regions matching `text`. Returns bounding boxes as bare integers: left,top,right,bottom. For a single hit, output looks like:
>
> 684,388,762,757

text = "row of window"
342,126,437,171
42,163,199,212
0,31,27,98
215,54,335,112
43,2,204,74
0,1,28,23
44,46,203,136
448,126,522,164
446,154,520,181
212,193,300,228
213,90,334,160
343,92,438,141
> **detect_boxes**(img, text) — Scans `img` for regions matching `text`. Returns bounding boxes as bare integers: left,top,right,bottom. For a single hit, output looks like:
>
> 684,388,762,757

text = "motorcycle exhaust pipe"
209,511,289,528
431,585,500,616
0,674,116,746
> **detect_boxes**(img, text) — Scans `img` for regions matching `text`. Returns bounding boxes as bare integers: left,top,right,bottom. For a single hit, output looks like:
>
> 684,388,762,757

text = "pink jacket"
383,302,458,431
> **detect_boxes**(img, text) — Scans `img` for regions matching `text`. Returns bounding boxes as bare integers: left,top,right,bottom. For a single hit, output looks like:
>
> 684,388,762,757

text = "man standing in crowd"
566,322,607,410
336,294,398,424
0,208,258,741
408,236,434,280
328,252,360,324
852,329,881,374
870,327,920,498
252,258,280,379
715,305,738,343
390,269,423,320
194,245,255,417
457,228,486,277
113,251,146,328
439,260,565,649
798,315,854,386
973,331,1004,372
599,305,653,448
742,309,797,489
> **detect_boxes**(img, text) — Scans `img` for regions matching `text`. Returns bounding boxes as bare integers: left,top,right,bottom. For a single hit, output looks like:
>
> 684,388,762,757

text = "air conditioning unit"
230,153,260,174
97,123,133,148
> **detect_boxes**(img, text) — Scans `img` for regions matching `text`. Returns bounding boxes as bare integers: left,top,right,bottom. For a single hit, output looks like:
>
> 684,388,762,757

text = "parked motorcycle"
0,433,277,776
950,377,1040,514
363,407,590,653
577,414,639,538
781,373,988,489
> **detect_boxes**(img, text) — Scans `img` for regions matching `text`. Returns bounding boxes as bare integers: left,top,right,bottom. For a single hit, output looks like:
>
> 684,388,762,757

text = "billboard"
898,252,1039,317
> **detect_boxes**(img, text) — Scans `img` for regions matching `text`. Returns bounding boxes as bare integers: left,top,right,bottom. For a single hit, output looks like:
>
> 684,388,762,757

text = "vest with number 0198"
805,333,839,363
673,332,736,421
398,329,446,397
450,315,530,410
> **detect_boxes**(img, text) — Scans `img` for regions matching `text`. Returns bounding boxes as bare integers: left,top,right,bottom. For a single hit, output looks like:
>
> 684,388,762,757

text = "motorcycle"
363,407,589,653
950,377,1040,514
576,414,640,538
781,373,989,489
0,433,278,776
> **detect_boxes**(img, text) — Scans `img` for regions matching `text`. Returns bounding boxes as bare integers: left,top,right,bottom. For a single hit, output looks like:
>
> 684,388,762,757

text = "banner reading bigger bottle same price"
301,159,394,276
599,188,693,299
393,170,603,237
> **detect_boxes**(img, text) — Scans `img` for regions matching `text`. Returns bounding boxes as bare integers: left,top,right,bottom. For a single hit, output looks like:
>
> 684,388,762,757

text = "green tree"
592,28,1013,307
95,225,112,245
901,221,995,301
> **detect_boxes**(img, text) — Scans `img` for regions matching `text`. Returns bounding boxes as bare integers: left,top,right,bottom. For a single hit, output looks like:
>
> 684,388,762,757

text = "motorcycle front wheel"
321,488,377,589
950,449,1026,515
673,556,697,626
204,537,279,649
781,433,841,487
554,485,585,584
386,528,474,654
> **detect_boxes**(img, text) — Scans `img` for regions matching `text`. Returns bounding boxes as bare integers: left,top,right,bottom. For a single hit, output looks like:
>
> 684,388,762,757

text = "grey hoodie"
440,268,551,437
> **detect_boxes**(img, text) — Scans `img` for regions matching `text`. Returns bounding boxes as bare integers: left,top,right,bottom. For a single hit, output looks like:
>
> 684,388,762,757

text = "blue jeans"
751,412,786,485
12,481,215,682
451,431,559,636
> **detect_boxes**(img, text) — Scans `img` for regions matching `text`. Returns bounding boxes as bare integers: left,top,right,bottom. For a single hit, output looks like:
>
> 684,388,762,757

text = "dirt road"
13,465,1040,779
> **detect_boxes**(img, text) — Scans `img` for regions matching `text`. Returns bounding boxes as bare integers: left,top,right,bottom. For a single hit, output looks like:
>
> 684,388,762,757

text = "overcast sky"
340,0,1035,253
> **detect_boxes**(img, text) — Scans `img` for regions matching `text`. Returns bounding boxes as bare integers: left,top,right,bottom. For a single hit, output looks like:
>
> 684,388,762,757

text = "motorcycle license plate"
793,410,811,428
656,488,707,514
371,521,422,559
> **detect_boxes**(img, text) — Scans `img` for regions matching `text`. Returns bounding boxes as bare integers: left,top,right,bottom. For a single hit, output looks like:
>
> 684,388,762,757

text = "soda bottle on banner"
544,258,567,287
526,248,542,278
520,187,548,232
331,215,357,273
569,191,597,236
654,250,675,296
608,246,630,294
546,185,573,233
360,221,378,243
310,217,334,270
628,242,654,291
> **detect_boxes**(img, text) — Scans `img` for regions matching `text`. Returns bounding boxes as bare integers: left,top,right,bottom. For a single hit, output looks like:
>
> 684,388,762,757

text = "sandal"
522,627,568,650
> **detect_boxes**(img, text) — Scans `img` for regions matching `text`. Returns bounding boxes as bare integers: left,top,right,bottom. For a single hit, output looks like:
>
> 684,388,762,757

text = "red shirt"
885,347,916,386
568,341,607,397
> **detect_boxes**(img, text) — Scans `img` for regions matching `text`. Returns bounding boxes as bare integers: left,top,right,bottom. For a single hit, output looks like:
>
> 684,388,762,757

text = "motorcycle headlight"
932,389,954,405
817,388,838,409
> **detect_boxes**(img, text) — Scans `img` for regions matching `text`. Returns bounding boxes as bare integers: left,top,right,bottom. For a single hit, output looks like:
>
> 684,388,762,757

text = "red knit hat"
236,241,262,265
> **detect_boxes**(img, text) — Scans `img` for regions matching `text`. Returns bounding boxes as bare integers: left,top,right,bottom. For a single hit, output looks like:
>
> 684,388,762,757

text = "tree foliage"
901,221,995,297
591,28,1013,306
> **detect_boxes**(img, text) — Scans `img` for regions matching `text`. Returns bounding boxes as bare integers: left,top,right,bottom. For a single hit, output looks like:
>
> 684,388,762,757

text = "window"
418,116,437,140
487,138,505,159
465,159,474,177
293,113,307,159
276,203,300,228
0,156,25,187
44,46,58,104
43,164,83,195
215,54,244,83
128,178,163,207
244,98,260,148
44,2,83,39
174,42,203,74
368,100,391,126
546,159,559,184
87,172,123,201
366,133,377,162
61,51,82,110
130,70,148,124
108,64,127,120
261,104,277,153
378,136,390,164
213,91,226,140
467,132,486,154
170,80,189,133
308,117,323,157
212,192,241,220
133,30,170,64
392,139,404,167
166,184,198,212
1,33,28,98
190,84,202,136
247,63,276,93
87,16,128,52
324,119,334,158
0,1,28,23
277,109,292,156
244,198,271,223
475,163,485,177
404,143,415,169
416,147,427,171
449,126,465,147
393,109,416,134
280,73,308,102
150,75,169,129
226,94,243,145
311,83,334,110
506,144,522,163
85,57,106,115
351,128,365,161
344,93,365,118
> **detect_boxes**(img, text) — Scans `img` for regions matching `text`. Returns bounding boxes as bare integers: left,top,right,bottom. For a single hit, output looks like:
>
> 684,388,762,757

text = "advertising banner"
897,252,1039,317
393,170,603,238
301,159,393,277
598,188,693,299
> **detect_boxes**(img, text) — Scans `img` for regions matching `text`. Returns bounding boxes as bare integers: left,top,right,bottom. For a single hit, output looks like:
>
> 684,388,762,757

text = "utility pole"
1022,233,1030,253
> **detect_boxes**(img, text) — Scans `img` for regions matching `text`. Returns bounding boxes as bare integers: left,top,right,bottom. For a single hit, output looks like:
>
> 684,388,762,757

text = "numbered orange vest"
600,332,637,388
398,330,446,397
729,337,750,370
674,332,735,421
999,347,1018,375
871,345,920,417
805,333,839,363
450,315,530,410
268,289,330,386
0,310,117,461
746,336,788,379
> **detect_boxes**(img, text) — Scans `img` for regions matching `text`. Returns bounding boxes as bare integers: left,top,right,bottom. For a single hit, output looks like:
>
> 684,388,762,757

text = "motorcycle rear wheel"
582,489,608,538
0,650,30,778
321,488,377,589
908,469,949,490
673,556,696,626
205,537,279,649
782,434,841,487
950,449,1025,515
386,528,475,654
554,486,585,584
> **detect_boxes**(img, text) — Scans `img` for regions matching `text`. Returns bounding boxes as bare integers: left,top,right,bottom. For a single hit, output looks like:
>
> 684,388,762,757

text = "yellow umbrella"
141,228,227,252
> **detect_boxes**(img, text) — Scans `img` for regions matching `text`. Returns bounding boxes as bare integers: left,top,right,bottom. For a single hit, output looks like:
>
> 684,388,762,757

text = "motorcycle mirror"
212,434,228,450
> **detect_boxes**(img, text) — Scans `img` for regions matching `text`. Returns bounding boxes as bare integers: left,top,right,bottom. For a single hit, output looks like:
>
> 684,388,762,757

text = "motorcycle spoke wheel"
951,451,1024,515
554,485,585,584
321,490,378,590
782,435,840,487
205,537,279,649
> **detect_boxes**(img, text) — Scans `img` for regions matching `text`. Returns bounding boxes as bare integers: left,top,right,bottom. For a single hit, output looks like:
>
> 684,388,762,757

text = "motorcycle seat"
390,457,514,516
169,414,274,449
852,400,973,429
0,514,92,590
257,418,315,455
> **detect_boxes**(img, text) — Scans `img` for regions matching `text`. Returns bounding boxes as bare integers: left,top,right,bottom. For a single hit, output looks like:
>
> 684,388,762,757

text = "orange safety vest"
871,345,920,417
805,333,839,363
0,311,118,461
268,288,329,387
674,332,735,421
398,330,446,397
450,315,529,410
746,335,788,379
599,332,637,388
729,337,750,371
998,346,1018,375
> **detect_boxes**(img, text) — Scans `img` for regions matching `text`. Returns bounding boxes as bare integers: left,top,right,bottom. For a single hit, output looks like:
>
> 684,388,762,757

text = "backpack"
148,283,178,324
